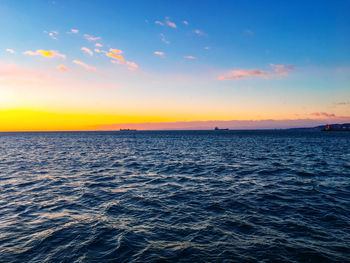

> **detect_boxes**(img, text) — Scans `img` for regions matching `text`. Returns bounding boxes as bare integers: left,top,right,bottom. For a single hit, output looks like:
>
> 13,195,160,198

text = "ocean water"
0,130,349,263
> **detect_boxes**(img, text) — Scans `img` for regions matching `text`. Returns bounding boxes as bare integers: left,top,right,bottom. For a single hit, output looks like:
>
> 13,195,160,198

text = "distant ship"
120,129,137,131
214,127,229,131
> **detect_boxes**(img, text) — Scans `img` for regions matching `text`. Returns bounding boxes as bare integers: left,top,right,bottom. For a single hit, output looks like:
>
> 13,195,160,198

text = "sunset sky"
1,0,349,131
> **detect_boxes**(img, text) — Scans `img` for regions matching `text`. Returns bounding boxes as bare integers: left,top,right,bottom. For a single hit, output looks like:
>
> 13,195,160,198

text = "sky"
0,0,349,131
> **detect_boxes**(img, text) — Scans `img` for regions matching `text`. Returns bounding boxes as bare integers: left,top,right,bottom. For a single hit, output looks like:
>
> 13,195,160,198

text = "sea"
0,130,349,263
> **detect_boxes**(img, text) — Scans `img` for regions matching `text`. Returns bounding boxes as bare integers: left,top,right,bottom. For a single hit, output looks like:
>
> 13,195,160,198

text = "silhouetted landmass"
290,123,350,131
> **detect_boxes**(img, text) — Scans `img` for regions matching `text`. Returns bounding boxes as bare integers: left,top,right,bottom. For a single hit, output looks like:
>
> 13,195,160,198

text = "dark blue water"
0,130,349,262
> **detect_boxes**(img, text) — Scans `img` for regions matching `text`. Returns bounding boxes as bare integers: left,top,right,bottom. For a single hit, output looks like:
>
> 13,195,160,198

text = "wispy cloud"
270,64,295,76
49,31,58,40
165,17,176,28
94,48,100,53
106,48,125,62
194,29,207,36
6,48,15,54
155,21,164,26
109,48,123,54
81,47,93,56
70,29,79,34
44,30,59,39
106,53,125,62
218,69,269,80
72,60,96,70
184,56,196,60
155,17,176,28
335,101,349,105
244,30,254,36
154,51,165,56
95,43,102,47
219,64,295,80
84,34,101,41
23,50,66,59
160,33,170,44
311,112,336,118
57,65,68,71
183,21,189,25
126,61,138,71
110,60,122,65
204,46,210,50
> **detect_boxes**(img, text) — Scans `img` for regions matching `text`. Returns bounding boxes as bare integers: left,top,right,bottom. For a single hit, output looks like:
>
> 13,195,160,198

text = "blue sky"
3,0,349,67
0,0,349,130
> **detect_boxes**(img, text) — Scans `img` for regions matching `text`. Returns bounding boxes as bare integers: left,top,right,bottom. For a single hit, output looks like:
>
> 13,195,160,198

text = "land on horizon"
1,122,350,132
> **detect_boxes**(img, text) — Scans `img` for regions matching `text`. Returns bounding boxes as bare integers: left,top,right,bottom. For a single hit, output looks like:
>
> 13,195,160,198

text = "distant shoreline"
1,130,293,133
1,123,350,133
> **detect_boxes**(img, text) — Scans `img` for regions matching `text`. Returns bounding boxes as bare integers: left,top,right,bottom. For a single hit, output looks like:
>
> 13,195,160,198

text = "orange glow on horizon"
0,108,345,132
0,109,190,131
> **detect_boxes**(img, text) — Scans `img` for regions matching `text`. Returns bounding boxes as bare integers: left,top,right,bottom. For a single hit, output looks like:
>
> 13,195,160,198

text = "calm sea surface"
0,130,349,262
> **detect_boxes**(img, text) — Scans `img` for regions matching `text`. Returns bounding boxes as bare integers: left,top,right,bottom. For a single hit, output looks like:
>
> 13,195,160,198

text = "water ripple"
0,130,349,262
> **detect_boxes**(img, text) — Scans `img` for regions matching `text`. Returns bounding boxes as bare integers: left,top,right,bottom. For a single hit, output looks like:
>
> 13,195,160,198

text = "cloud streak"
165,17,176,28
154,21,164,26
81,47,93,56
110,48,122,54
160,33,170,44
24,50,66,59
184,56,196,59
6,49,15,54
311,112,336,118
72,60,96,70
335,101,349,105
218,70,269,80
219,64,295,80
126,61,138,71
106,53,125,62
57,65,68,71
270,64,295,76
194,29,207,36
155,17,177,28
49,32,57,40
84,34,101,41
154,51,165,56
106,48,125,62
